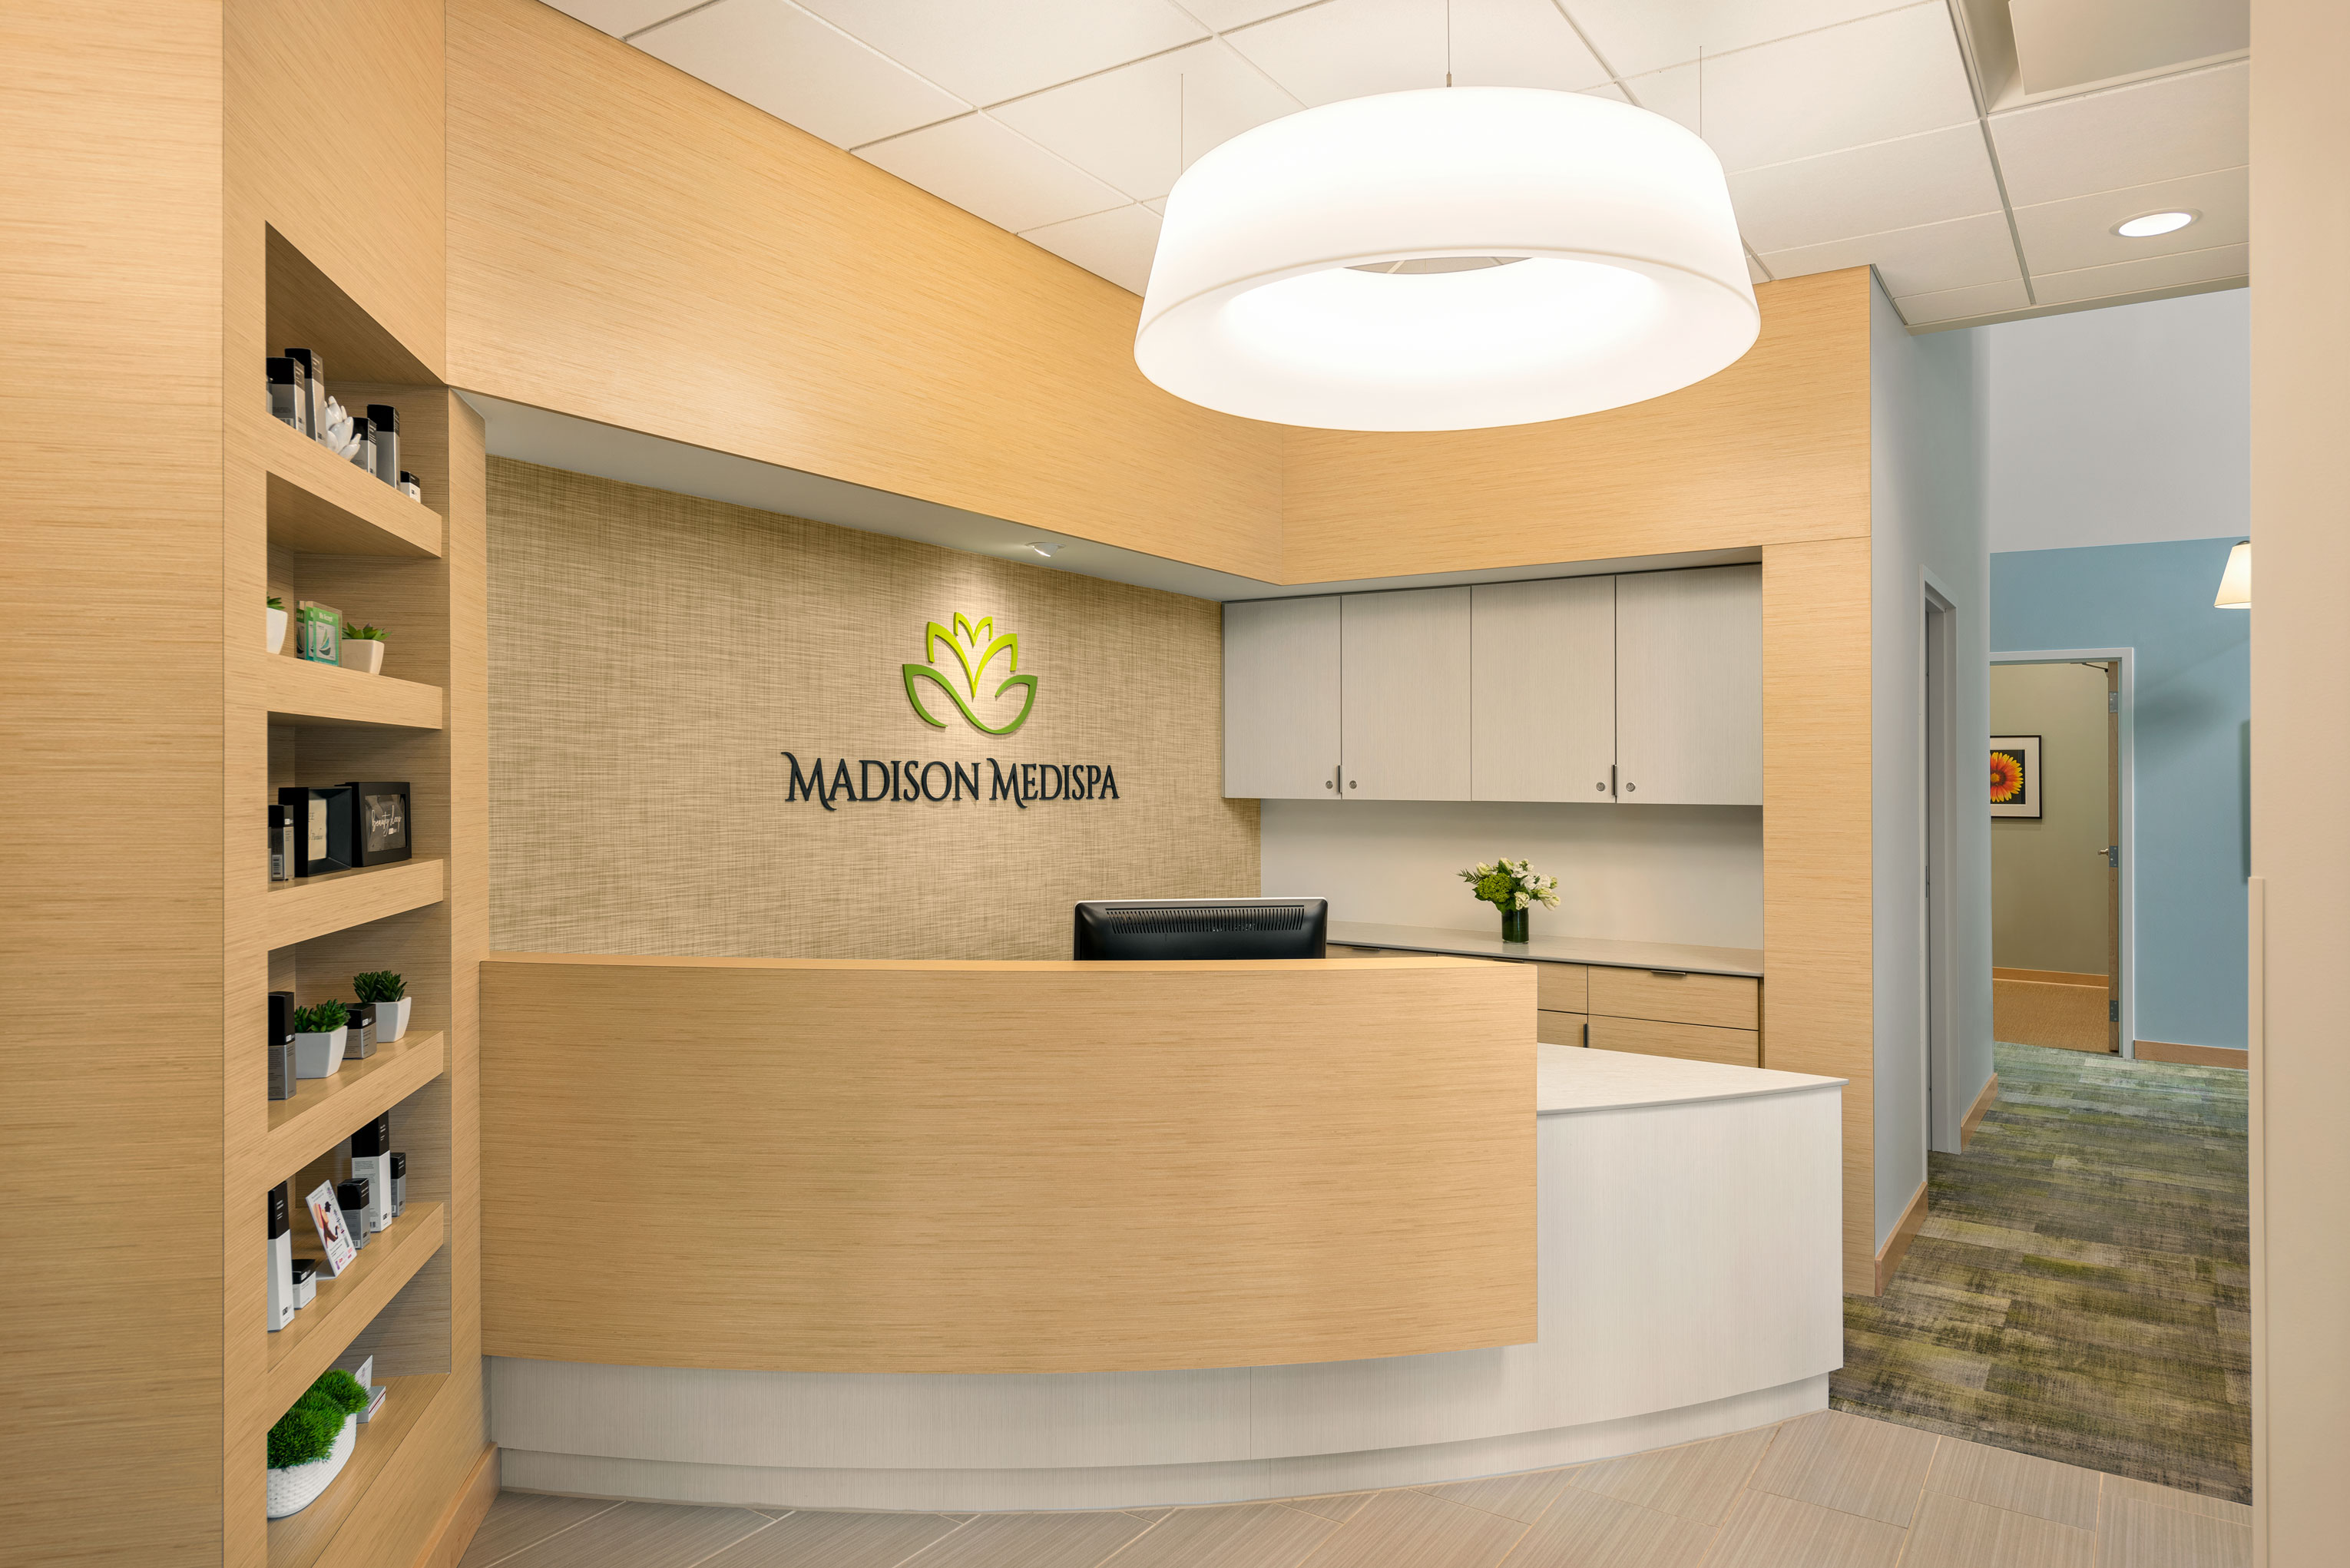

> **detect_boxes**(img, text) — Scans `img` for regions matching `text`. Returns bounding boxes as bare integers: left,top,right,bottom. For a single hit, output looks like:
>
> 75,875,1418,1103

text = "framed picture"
1991,736,2041,819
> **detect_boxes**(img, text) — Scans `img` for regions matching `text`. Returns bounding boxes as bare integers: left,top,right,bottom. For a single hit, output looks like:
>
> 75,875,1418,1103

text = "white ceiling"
548,0,2248,332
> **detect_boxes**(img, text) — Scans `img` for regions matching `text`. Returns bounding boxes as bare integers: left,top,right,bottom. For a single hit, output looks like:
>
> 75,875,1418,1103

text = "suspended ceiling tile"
1187,0,1315,27
1580,81,1632,104
634,0,968,151
1021,204,1166,294
796,0,1206,109
1729,124,2003,253
1144,197,1167,214
1894,277,2030,326
1562,0,1911,83
1988,58,2247,206
543,0,697,37
1686,4,1979,173
990,38,1302,201
2029,241,2247,306
1225,0,1610,108
1759,209,2021,296
857,114,1134,235
2011,164,2246,276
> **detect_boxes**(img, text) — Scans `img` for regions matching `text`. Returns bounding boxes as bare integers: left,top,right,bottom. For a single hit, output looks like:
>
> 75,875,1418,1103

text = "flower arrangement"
1459,857,1560,943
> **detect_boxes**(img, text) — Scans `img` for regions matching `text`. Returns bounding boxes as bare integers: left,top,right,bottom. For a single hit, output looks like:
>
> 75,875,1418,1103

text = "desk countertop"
1536,1043,1842,1116
1329,921,1764,979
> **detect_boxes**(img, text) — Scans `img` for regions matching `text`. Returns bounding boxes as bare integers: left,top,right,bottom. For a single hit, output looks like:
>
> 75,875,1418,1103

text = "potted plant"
354,971,409,1043
292,999,349,1079
267,595,288,654
338,624,386,675
266,1369,372,1519
1458,857,1561,944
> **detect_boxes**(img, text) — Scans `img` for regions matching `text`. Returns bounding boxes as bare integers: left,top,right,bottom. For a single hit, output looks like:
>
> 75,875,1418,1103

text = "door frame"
1923,581,1958,1152
1989,647,2139,1060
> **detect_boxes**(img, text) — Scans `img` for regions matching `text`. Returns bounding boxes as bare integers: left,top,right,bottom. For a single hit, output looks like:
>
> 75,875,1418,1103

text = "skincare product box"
284,348,324,442
266,1186,296,1331
349,1113,393,1234
295,599,341,664
397,471,422,503
348,415,375,476
388,1152,406,1217
267,357,306,434
366,404,399,487
346,999,376,1061
359,1384,388,1423
269,803,293,882
290,1256,316,1309
266,991,296,1102
335,1177,371,1251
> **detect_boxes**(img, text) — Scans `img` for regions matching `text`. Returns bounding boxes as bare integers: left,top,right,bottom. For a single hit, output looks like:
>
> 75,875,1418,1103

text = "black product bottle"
336,1177,371,1251
266,991,296,1101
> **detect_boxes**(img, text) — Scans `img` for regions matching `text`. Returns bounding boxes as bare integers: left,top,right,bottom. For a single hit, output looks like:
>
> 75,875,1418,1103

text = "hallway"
1835,1042,2250,1503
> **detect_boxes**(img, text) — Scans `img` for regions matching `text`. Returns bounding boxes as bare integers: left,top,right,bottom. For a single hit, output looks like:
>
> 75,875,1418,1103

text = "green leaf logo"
902,611,1038,736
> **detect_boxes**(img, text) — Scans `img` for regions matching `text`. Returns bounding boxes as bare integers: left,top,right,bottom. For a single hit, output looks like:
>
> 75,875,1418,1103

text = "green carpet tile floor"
1832,1040,2251,1504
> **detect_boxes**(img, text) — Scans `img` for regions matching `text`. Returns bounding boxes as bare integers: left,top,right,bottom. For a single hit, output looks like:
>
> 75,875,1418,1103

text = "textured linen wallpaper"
487,458,1258,958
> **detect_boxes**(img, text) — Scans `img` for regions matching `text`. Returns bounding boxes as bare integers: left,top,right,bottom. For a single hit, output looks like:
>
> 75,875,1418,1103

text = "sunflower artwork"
1990,735,2041,819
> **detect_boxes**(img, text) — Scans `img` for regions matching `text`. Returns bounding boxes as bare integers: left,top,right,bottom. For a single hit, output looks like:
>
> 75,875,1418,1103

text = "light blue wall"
1990,538,2249,1051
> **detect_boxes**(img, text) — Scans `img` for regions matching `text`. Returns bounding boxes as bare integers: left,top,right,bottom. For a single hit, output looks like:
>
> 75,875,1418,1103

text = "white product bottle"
266,1186,296,1331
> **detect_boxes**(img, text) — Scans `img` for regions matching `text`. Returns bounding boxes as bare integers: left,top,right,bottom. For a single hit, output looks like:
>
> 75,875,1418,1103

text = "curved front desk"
482,953,1843,1511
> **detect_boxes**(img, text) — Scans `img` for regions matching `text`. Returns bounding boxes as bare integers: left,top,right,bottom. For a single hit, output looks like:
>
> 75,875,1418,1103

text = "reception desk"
482,952,1842,1510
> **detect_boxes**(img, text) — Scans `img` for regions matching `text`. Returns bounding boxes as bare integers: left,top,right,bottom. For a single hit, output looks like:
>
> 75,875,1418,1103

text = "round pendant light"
1136,88,1759,432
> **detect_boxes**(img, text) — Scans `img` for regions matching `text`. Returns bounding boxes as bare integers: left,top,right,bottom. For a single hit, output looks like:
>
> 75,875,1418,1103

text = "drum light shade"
1135,88,1759,432
2214,539,2250,607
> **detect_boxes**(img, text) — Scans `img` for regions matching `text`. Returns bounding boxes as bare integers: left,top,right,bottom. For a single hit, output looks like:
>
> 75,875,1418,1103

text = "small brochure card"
305,1181,359,1278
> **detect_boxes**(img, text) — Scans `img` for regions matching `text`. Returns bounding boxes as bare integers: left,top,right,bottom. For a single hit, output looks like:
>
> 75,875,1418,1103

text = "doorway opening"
1988,650,2135,1057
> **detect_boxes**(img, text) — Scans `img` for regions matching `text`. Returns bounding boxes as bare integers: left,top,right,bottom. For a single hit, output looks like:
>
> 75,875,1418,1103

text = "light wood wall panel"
1,7,227,1565
486,459,1258,959
1760,538,1876,1292
444,0,1282,581
481,953,1537,1373
1278,271,1873,584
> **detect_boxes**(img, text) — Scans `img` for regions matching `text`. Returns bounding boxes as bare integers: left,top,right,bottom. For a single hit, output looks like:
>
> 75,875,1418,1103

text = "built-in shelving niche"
251,228,464,1567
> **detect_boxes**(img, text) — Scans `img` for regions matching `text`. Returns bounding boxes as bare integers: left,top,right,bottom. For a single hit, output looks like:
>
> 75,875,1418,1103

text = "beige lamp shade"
2215,539,2250,607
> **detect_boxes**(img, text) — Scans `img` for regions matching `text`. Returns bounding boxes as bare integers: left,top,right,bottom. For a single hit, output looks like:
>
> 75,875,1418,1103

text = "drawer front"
1535,1010,1587,1047
1534,963,1587,1012
1588,968,1759,1030
1589,1015,1759,1067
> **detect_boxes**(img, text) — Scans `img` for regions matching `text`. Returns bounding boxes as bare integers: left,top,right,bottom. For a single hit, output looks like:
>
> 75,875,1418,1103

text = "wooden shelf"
263,413,442,558
264,653,444,730
269,1201,445,1416
268,859,445,950
265,1372,450,1568
263,1031,445,1188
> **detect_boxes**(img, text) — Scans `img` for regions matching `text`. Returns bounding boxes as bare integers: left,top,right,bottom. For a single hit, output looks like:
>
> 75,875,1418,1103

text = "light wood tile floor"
456,1412,2249,1568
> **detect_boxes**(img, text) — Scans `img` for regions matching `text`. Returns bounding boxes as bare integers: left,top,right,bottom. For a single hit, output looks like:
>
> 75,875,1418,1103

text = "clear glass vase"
1501,906,1530,944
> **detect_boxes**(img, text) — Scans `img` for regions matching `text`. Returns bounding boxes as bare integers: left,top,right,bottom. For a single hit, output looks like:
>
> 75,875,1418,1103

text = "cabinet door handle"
1649,970,1688,979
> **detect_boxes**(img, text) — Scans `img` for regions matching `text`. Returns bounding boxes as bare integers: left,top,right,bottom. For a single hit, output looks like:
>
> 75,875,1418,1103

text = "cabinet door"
1614,564,1762,806
1340,587,1472,800
1472,577,1615,801
1223,597,1342,799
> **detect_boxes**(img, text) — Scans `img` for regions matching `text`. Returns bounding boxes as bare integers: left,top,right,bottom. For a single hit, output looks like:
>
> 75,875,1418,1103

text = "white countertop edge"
1329,921,1763,979
1537,1078,1847,1117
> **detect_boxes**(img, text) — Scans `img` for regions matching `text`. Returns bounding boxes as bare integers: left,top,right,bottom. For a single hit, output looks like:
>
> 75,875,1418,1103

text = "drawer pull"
1649,970,1689,978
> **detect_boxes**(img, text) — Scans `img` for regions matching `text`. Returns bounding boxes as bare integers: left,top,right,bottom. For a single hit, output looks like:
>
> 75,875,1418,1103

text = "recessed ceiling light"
1025,541,1061,559
2114,210,2197,239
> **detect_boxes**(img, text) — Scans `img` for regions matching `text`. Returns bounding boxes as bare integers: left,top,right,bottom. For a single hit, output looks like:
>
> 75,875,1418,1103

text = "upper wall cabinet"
1472,577,1615,802
1614,565,1763,806
1224,563,1760,806
1341,587,1473,800
1224,596,1342,799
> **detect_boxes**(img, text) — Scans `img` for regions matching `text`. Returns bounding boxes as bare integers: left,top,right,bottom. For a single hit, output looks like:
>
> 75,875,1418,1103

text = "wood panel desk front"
481,952,1534,1374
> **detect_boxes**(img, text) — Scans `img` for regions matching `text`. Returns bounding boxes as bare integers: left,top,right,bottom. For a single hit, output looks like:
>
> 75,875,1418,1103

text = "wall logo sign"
779,610,1120,812
903,612,1036,736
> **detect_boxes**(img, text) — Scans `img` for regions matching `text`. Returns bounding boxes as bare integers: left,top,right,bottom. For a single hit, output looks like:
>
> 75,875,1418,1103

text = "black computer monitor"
1072,898,1329,961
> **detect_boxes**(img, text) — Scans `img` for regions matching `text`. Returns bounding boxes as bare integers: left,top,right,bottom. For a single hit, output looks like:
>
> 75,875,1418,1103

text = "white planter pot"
267,606,288,654
372,997,412,1043
338,640,385,675
266,1414,356,1519
294,1025,348,1080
